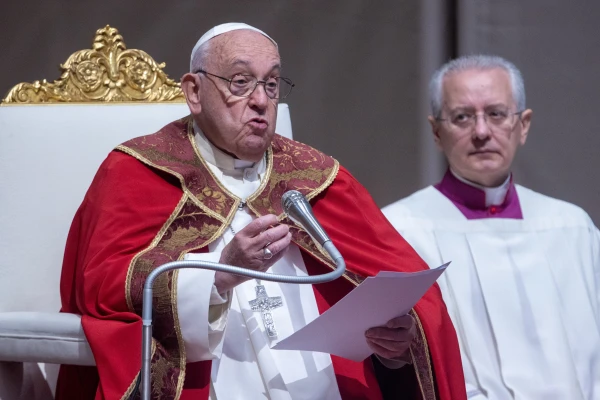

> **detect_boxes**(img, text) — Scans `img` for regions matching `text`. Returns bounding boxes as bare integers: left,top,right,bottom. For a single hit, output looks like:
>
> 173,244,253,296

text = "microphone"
282,190,330,246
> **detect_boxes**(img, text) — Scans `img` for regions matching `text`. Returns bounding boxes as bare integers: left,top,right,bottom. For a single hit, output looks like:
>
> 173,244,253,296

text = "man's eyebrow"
484,103,508,109
449,103,508,112
448,106,475,113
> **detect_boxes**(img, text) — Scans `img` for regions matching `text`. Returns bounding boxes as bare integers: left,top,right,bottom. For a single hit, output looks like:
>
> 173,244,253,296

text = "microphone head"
281,190,305,213
281,190,330,245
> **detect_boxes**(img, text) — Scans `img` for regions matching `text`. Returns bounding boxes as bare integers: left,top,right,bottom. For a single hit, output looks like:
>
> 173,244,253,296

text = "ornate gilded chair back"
3,25,185,103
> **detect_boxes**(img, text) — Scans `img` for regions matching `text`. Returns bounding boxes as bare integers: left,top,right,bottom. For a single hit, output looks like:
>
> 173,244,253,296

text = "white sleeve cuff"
210,283,229,305
177,252,232,362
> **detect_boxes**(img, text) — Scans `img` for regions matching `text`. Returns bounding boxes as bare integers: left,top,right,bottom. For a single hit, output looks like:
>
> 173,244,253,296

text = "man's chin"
236,142,269,162
464,165,510,186
247,128,273,139
249,131,274,144
467,155,505,170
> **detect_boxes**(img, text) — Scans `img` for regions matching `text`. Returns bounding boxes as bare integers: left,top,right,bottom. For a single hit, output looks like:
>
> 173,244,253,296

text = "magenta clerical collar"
434,169,523,219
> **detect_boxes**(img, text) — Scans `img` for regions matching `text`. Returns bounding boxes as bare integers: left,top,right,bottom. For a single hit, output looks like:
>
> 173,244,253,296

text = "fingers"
239,214,290,249
365,315,416,342
220,213,294,279
365,326,415,343
264,232,292,262
384,315,414,329
366,337,411,360
365,315,415,360
240,214,279,237
259,224,290,248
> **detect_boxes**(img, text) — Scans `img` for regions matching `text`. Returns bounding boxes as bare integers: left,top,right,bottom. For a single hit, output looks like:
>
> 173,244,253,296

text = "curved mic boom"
139,190,344,400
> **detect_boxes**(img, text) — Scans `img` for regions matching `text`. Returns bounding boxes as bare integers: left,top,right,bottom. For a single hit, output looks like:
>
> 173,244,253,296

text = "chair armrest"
0,312,95,366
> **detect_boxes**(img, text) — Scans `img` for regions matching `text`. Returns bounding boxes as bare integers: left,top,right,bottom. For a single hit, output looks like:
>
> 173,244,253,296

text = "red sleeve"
310,166,467,400
311,166,429,277
58,151,183,400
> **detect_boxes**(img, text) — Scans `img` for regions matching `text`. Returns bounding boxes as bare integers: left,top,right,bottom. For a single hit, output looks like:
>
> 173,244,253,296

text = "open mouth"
248,118,268,130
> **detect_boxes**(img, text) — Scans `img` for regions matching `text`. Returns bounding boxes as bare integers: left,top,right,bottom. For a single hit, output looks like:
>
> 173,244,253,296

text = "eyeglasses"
436,107,524,132
196,70,295,100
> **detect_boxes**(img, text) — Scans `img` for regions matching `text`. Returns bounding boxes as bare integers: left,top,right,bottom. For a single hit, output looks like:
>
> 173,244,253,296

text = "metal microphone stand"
140,239,345,399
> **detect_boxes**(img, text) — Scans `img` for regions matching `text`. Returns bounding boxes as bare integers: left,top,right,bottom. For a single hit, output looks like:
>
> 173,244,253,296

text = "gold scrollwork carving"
2,25,185,103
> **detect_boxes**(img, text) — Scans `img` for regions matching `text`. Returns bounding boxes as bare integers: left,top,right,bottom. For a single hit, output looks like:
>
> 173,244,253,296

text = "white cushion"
0,312,94,366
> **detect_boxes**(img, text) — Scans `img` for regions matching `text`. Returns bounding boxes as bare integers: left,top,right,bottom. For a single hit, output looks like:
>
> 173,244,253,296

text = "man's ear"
518,109,533,146
428,115,443,151
181,73,202,115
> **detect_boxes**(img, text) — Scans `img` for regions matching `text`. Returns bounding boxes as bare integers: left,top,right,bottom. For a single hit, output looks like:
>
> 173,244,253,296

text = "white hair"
190,40,211,73
429,55,526,118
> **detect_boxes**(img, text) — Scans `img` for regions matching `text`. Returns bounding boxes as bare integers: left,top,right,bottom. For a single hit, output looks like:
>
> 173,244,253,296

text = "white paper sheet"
272,263,450,361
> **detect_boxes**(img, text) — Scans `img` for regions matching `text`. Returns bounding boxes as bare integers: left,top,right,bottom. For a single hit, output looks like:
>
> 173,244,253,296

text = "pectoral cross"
249,280,283,338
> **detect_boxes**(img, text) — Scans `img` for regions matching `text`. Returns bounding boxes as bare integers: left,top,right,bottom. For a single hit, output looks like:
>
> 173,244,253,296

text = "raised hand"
215,214,292,293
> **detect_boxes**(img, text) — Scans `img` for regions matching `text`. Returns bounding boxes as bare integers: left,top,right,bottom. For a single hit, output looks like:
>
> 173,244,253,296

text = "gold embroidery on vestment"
309,160,339,202
120,371,140,400
125,193,189,312
161,224,218,253
124,193,189,399
116,144,226,223
410,309,436,400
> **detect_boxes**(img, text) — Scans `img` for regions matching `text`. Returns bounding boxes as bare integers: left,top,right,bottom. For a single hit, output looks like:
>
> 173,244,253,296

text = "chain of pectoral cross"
230,206,284,338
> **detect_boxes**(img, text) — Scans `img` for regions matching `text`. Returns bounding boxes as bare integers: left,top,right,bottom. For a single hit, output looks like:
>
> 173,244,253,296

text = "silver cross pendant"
249,280,283,338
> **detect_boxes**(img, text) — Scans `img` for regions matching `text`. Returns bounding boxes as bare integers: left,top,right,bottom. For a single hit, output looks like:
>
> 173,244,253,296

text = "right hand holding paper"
272,262,450,362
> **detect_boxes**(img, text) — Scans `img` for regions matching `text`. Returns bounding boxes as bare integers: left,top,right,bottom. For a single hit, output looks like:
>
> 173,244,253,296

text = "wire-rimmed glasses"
436,107,524,132
196,70,295,100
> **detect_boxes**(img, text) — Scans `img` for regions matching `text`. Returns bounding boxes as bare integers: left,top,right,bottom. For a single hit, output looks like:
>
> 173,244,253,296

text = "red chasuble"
56,117,465,400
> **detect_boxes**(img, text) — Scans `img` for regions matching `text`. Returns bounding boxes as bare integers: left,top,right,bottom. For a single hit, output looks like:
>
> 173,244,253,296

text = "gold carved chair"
0,25,293,399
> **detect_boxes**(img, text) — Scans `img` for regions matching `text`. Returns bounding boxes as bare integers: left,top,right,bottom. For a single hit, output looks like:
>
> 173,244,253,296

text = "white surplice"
175,128,342,400
382,185,600,400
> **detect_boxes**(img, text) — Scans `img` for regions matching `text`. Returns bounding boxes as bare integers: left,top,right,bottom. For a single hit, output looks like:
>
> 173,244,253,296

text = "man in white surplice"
382,55,600,399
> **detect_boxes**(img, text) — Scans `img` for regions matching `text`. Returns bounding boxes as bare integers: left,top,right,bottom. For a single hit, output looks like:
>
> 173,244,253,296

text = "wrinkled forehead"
208,30,281,71
442,67,514,107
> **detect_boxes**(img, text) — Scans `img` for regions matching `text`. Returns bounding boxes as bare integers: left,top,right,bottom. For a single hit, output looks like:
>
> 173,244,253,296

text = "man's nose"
248,82,270,110
473,114,491,139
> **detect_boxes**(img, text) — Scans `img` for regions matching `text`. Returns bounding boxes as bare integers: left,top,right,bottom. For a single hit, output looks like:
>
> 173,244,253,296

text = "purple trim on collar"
434,170,523,219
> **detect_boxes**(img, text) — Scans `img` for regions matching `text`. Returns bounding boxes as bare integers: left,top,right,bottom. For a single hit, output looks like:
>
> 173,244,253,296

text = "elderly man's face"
183,30,280,161
429,68,532,187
